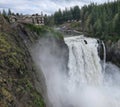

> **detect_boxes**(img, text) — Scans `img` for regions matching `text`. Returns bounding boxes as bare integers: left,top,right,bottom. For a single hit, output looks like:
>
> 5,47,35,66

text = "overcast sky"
0,0,115,15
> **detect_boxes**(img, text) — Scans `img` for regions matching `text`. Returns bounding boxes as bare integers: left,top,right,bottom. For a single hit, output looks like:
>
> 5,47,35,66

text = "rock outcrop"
0,15,69,107
106,40,120,67
0,15,45,107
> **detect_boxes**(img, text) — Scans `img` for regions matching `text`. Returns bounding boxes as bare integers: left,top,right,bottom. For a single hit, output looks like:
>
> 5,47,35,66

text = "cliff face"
0,15,45,107
106,40,120,67
0,15,69,107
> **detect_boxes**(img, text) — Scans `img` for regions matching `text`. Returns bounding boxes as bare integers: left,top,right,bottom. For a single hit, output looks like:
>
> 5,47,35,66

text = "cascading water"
102,41,106,73
64,36,120,107
32,35,120,107
64,36,103,87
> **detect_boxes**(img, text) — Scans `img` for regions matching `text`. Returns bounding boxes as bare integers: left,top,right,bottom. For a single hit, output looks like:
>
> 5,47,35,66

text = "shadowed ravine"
32,35,120,107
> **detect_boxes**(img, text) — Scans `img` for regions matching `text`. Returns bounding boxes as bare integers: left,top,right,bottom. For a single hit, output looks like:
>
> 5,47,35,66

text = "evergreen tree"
8,9,12,15
2,9,7,16
113,13,120,35
72,6,80,21
54,9,63,24
50,0,120,40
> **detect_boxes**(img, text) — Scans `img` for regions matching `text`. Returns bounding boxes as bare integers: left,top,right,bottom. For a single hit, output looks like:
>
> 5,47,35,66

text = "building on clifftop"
9,12,44,25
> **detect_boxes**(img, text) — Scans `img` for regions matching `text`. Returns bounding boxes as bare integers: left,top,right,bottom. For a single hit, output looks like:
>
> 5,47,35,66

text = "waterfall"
64,36,103,86
63,36,120,107
32,35,120,107
102,41,106,73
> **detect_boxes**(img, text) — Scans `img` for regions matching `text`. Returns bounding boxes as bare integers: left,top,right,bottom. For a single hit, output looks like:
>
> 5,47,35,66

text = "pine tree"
113,13,120,35
72,6,80,21
2,9,7,16
54,9,63,24
8,9,12,15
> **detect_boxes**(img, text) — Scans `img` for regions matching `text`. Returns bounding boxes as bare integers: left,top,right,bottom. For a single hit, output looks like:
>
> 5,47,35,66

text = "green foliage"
113,13,120,34
1,9,12,16
25,24,49,35
47,1,120,41
80,1,120,41
2,9,7,16
53,5,81,25
25,23,63,40
8,9,12,16
0,31,45,107
44,14,54,26
72,6,81,21
54,9,63,24
33,91,45,107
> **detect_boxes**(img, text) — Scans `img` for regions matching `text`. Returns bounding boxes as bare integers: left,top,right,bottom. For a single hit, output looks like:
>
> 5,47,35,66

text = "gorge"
32,35,120,107
0,14,120,107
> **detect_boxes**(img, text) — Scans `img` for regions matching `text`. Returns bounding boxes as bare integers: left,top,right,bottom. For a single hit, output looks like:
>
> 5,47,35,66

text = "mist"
31,35,120,107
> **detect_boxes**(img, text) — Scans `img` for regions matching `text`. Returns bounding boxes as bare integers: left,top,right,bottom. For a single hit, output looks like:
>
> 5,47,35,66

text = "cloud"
0,0,115,15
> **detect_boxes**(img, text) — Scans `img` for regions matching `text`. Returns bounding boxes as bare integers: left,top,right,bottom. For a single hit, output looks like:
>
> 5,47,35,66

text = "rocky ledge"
106,40,120,67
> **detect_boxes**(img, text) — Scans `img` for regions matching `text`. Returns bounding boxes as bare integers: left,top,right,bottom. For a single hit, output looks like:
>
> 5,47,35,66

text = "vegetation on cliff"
0,15,46,107
0,11,65,106
25,23,63,40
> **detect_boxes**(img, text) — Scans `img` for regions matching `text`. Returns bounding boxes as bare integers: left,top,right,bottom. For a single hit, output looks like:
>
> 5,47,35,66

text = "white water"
64,36,103,87
64,36,120,107
32,36,120,107
102,41,106,73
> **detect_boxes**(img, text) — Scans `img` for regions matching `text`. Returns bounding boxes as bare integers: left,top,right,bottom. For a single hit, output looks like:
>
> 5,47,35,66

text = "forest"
45,0,120,41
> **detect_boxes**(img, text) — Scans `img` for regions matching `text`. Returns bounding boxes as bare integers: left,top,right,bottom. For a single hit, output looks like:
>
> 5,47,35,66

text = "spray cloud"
31,35,120,107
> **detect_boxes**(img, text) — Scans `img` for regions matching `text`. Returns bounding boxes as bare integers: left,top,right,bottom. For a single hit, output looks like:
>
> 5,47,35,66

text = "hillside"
0,15,46,107
0,12,69,106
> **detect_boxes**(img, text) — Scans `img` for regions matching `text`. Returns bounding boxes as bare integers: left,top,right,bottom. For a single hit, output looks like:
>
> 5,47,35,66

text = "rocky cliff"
106,40,120,67
0,15,46,107
0,15,69,107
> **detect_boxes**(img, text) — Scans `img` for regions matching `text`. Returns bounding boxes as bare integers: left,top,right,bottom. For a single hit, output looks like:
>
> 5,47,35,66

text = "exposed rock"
0,14,69,107
0,15,46,107
106,39,120,67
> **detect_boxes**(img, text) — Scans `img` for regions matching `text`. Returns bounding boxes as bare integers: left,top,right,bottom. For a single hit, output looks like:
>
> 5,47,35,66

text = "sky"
0,0,115,15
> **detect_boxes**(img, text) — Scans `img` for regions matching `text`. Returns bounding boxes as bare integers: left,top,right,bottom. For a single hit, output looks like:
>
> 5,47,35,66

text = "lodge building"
9,13,44,25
